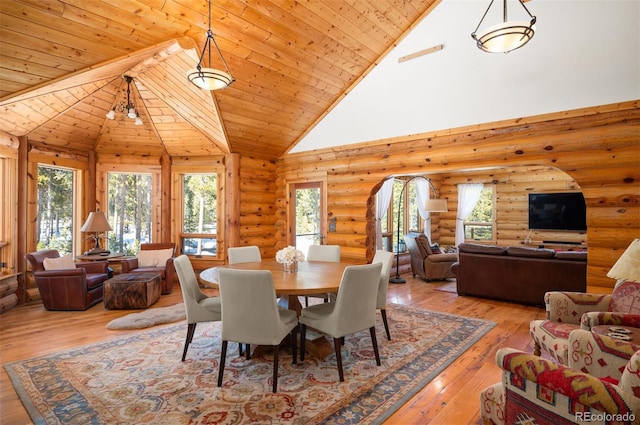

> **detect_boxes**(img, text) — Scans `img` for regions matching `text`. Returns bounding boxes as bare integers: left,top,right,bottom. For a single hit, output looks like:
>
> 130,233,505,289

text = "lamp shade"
607,239,640,283
187,67,234,90
424,199,448,213
474,20,535,53
80,211,113,233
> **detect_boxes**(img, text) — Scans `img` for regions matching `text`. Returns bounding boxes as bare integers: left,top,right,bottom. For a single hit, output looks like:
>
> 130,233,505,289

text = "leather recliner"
25,249,109,311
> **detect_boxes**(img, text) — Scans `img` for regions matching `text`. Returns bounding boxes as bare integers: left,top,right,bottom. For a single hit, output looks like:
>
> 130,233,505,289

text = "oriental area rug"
5,304,495,425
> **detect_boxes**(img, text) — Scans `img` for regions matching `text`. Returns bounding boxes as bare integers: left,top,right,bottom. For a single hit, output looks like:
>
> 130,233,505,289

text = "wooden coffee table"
104,272,161,309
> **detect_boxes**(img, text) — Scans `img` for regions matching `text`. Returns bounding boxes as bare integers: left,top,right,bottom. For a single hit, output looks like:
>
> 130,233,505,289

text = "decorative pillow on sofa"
506,246,555,258
43,254,76,270
137,248,173,268
553,251,587,261
610,281,640,314
458,243,506,255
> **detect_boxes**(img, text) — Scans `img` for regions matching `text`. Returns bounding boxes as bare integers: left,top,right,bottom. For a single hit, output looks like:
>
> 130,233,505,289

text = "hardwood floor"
0,275,551,425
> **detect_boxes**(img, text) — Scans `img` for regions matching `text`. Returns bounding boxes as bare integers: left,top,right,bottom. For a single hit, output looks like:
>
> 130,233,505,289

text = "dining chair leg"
300,325,307,361
245,344,251,360
381,309,391,340
369,327,381,366
218,340,228,387
333,337,345,382
181,323,197,361
290,327,298,364
238,343,244,356
272,345,280,393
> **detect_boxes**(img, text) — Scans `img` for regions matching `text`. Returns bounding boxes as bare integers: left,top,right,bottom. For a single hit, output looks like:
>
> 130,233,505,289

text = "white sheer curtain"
455,183,484,246
414,179,431,240
375,178,394,249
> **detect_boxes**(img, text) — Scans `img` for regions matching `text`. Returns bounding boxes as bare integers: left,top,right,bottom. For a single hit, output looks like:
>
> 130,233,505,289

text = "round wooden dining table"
200,259,353,358
199,258,351,316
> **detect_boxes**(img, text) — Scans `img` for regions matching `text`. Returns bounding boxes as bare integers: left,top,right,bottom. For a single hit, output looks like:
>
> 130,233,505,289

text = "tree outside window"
181,174,218,256
36,165,74,254
107,173,152,255
464,186,495,241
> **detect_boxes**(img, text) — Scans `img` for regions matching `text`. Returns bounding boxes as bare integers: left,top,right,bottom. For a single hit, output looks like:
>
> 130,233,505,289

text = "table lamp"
606,239,640,283
81,211,113,255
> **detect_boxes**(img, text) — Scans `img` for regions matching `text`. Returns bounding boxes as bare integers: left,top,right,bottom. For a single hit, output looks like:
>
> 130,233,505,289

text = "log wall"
437,166,585,248
276,102,640,288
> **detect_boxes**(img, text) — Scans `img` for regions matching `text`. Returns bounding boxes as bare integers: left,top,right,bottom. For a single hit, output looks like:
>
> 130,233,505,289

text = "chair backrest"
25,250,60,272
141,242,176,253
372,250,395,309
227,246,262,264
218,269,284,345
329,262,382,337
307,245,341,262
174,255,214,323
610,281,640,314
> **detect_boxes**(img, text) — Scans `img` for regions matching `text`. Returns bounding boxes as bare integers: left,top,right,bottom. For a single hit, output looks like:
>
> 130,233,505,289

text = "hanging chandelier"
105,76,143,125
471,0,536,54
187,0,235,90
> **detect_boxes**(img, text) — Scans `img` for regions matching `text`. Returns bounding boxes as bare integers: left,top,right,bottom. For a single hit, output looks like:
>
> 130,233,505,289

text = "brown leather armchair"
404,233,457,281
25,249,109,311
121,243,177,294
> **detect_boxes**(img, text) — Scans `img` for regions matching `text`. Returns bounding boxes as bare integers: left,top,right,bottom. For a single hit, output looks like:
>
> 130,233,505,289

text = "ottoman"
104,273,161,309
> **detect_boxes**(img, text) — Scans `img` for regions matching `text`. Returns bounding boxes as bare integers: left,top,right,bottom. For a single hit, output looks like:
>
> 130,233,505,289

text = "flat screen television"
528,192,587,231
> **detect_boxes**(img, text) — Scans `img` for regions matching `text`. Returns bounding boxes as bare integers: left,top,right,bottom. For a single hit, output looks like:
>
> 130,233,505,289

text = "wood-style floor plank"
1,275,597,424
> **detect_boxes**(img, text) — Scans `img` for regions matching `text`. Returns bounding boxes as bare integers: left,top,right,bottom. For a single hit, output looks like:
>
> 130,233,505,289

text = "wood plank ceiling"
0,0,439,159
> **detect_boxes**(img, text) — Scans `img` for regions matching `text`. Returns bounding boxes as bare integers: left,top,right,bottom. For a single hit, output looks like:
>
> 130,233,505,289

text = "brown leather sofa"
451,243,587,306
404,233,458,281
121,243,177,294
25,249,109,310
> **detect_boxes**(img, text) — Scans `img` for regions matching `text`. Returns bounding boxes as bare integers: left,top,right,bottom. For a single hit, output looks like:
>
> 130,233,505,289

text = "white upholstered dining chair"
373,250,395,340
227,246,261,264
299,262,383,382
305,244,341,306
217,269,298,393
174,255,222,361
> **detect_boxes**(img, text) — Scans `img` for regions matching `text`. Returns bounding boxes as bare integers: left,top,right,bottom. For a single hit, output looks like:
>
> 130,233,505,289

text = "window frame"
179,173,220,258
463,185,496,243
172,161,225,262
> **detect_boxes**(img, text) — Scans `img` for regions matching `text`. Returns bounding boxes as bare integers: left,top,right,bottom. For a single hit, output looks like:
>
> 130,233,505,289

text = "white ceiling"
291,0,640,153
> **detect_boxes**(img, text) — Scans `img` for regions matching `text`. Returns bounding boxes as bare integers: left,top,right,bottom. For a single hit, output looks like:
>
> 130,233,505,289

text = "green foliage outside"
107,173,152,255
37,166,73,254
295,187,320,247
182,174,218,255
464,187,494,240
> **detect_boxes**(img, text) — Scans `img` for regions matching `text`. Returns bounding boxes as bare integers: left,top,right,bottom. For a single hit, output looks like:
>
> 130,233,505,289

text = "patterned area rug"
5,303,495,425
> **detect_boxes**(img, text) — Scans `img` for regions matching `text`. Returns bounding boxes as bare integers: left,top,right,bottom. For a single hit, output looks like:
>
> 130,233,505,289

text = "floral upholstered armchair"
480,330,640,425
529,281,640,365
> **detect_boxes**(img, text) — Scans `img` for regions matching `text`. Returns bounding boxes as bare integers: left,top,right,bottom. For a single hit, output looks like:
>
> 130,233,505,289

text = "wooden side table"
76,253,134,276
591,325,640,344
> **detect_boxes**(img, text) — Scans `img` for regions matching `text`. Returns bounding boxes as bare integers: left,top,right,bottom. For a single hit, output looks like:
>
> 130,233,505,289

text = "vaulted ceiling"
0,0,440,159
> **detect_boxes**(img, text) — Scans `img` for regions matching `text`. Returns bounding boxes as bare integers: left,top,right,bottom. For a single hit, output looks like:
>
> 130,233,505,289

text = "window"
181,174,219,256
390,178,421,253
107,172,152,255
464,186,495,241
36,165,75,254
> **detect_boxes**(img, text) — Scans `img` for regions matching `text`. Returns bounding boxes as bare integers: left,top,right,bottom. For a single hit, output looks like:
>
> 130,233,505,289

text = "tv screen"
528,192,587,231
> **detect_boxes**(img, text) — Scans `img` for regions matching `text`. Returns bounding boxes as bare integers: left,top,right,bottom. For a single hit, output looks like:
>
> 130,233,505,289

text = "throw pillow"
43,254,76,270
137,248,174,268
610,281,640,314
